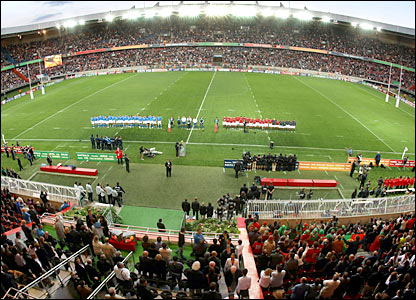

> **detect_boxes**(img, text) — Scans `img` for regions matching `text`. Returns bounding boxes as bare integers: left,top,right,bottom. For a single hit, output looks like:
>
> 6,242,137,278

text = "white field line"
139,72,187,114
101,165,113,181
293,76,396,152
337,188,345,199
186,71,217,144
27,171,39,181
244,73,271,142
352,83,415,118
7,138,415,155
12,74,139,140
38,171,97,179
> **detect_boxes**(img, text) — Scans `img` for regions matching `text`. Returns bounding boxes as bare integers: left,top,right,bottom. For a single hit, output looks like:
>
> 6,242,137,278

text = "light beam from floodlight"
145,10,155,18
179,6,200,17
105,15,114,22
321,16,331,23
360,23,373,30
275,10,290,19
158,8,172,17
295,11,312,21
64,20,77,28
262,9,274,17
78,20,85,25
377,26,382,32
351,22,358,27
231,5,257,17
205,5,228,17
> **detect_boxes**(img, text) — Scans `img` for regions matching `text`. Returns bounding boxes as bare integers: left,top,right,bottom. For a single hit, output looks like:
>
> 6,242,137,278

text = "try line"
293,76,397,152
12,73,139,140
6,138,415,155
186,71,217,144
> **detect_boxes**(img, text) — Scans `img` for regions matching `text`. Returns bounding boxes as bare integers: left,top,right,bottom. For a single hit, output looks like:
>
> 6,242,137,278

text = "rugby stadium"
1,2,415,299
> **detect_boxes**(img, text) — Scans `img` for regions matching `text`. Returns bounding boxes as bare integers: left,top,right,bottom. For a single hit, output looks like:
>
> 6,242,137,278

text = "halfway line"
186,71,217,144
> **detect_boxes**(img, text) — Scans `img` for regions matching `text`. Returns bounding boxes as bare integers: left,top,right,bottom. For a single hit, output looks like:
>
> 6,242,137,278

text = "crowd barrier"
1,176,80,205
247,194,415,219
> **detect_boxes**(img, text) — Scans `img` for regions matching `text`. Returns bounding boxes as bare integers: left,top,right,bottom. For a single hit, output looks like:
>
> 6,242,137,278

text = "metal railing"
247,194,415,219
1,176,80,205
87,251,135,299
10,245,90,299
40,213,240,245
1,288,40,299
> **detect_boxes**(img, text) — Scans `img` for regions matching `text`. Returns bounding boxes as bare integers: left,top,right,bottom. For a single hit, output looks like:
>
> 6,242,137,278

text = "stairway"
12,68,29,82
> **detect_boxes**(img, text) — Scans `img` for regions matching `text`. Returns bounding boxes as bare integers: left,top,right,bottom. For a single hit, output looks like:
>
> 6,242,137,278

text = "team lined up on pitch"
223,117,296,130
90,115,162,128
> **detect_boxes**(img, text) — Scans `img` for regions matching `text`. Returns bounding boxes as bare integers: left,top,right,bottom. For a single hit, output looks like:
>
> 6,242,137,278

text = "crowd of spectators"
134,230,247,298
1,18,415,91
246,212,415,299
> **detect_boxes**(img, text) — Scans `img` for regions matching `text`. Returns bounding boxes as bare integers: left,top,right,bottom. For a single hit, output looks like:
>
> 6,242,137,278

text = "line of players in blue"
90,115,162,128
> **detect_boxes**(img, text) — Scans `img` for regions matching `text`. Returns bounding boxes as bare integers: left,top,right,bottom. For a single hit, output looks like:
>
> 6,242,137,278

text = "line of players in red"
383,176,415,189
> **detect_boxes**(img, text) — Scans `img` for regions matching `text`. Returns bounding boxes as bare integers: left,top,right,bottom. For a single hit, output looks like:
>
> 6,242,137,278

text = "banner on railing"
1,146,34,154
34,150,70,159
298,161,351,172
76,152,116,162
224,159,243,168
349,157,415,168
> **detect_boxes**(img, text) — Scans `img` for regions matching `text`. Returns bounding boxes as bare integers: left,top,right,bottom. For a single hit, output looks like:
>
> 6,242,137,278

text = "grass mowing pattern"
1,72,414,209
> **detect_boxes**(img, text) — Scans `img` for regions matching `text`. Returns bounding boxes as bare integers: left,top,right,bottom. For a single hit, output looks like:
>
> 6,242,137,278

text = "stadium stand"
1,18,415,92
246,212,415,299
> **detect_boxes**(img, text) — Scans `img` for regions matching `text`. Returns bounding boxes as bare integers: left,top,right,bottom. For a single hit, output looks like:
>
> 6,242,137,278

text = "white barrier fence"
247,195,415,219
1,176,80,205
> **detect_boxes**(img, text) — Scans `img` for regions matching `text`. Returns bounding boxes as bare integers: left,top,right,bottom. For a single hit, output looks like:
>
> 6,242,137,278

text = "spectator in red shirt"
252,237,264,255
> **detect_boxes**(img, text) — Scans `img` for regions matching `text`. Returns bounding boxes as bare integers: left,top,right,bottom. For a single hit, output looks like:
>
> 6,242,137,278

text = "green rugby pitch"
1,71,414,210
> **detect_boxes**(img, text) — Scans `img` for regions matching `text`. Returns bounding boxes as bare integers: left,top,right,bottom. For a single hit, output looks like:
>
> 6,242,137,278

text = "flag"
168,120,171,133
214,124,218,133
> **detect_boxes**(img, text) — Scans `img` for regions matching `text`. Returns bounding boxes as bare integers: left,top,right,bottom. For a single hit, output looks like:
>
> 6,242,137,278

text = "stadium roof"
1,2,415,38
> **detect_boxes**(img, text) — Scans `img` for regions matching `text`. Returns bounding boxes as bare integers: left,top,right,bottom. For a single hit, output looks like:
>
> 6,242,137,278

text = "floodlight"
376,26,382,32
78,20,85,25
42,30,46,34
158,8,172,17
275,10,290,19
231,5,257,17
64,20,77,28
294,11,312,21
105,14,114,22
321,16,331,23
351,22,358,27
179,6,200,17
360,23,373,30
56,24,60,29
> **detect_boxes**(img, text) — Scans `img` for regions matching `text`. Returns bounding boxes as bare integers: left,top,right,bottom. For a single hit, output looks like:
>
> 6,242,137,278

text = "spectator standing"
182,198,190,216
319,273,341,299
157,219,166,232
236,268,251,299
192,198,200,220
291,277,309,299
